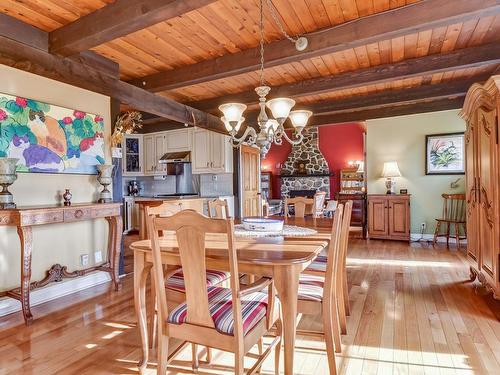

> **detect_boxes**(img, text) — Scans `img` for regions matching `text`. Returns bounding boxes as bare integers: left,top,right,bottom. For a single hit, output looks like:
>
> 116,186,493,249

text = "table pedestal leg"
18,226,33,326
274,265,301,375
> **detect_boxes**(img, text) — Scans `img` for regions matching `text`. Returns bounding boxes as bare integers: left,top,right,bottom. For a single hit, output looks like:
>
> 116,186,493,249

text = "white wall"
0,65,111,291
366,109,466,234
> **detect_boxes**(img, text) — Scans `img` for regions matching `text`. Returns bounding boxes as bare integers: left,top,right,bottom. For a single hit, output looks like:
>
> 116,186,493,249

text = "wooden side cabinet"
368,194,411,241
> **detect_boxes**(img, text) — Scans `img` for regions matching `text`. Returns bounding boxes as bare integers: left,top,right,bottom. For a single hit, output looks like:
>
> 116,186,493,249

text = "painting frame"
0,92,105,175
425,132,465,175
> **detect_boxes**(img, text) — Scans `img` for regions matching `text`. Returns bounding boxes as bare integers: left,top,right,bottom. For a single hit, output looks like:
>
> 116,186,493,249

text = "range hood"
158,151,190,164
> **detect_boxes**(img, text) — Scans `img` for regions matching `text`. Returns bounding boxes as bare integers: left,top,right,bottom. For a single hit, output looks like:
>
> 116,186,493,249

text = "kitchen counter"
133,195,200,201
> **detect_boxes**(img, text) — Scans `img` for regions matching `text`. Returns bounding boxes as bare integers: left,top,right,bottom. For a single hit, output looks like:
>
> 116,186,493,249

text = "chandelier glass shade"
218,0,312,158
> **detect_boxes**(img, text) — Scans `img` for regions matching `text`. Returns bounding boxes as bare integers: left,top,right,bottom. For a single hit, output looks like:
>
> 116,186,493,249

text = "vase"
0,157,19,209
63,189,72,206
97,164,114,203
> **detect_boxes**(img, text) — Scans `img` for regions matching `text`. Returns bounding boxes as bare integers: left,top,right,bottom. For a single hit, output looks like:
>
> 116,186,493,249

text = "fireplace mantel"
279,173,333,178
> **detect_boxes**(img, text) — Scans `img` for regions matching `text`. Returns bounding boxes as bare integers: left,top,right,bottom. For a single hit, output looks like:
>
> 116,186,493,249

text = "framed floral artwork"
425,132,465,175
0,93,105,175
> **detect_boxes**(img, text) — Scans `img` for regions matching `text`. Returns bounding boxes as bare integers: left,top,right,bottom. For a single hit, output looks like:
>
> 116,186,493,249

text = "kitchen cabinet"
166,128,191,151
143,135,155,175
123,197,140,233
143,129,191,175
368,194,410,241
460,75,500,300
192,127,233,173
122,135,143,176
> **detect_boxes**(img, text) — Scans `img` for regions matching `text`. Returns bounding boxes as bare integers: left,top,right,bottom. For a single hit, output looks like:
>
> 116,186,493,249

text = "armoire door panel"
465,119,479,263
477,107,498,280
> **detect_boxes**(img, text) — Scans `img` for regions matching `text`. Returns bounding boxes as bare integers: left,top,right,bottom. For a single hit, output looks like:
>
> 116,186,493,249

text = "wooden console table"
0,202,122,325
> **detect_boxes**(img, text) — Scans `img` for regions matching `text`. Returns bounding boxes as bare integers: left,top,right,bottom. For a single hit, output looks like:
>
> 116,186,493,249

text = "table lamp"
381,161,401,194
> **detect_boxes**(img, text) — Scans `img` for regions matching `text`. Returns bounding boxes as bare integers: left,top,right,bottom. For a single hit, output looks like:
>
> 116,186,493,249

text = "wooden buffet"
367,194,411,241
0,202,122,325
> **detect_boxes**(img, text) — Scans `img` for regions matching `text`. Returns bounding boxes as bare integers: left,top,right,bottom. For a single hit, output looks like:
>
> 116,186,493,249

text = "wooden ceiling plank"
0,35,223,132
131,0,500,92
309,97,465,125
49,0,218,56
187,42,500,111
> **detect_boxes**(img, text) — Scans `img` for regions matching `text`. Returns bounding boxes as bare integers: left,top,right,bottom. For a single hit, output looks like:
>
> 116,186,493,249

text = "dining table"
130,217,334,375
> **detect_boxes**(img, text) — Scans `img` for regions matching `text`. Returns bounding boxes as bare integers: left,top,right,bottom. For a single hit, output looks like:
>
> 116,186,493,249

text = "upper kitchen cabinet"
192,128,233,174
123,134,143,176
143,129,192,175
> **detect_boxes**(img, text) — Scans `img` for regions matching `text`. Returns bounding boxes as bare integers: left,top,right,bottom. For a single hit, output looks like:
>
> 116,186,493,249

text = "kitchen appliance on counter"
127,181,139,196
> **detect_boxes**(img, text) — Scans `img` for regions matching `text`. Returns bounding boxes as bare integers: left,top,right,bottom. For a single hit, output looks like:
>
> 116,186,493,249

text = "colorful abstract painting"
425,132,465,175
0,93,105,174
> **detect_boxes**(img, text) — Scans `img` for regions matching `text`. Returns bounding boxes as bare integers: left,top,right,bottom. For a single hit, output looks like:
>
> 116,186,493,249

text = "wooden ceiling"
1,0,500,130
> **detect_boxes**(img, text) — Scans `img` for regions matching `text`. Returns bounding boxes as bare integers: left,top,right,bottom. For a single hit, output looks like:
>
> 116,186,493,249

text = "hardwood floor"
1,237,499,374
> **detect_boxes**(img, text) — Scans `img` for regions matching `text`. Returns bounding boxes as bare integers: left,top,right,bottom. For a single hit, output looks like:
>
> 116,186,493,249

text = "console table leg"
18,225,34,326
106,215,123,291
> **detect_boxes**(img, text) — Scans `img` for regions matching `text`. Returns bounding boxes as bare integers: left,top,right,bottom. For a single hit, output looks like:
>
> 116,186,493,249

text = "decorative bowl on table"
242,217,284,232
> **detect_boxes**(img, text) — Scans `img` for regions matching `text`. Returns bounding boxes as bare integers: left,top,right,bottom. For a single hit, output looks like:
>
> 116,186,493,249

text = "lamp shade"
381,161,401,177
218,103,247,123
266,98,295,120
221,116,244,133
289,110,312,128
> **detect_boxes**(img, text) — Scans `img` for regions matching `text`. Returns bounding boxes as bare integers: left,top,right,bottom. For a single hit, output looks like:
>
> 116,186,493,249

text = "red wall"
261,123,366,199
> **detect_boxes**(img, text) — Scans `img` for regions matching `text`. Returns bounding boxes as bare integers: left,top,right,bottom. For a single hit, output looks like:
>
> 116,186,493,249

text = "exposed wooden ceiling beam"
130,0,500,92
187,43,500,112
0,13,119,78
308,97,465,126
0,35,224,133
49,0,217,56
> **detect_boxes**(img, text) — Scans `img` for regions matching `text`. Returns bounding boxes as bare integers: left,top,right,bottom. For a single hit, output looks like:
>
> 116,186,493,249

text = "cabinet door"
143,135,155,175
368,198,388,237
192,129,211,173
154,134,166,174
210,132,226,171
166,129,190,151
123,135,143,176
465,118,479,265
388,199,409,239
477,107,498,282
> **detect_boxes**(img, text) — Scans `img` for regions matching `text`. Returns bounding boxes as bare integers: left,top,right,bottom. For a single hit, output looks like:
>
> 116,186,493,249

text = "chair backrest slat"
284,196,314,218
322,204,343,296
337,201,353,284
146,209,241,335
208,198,230,219
441,194,466,222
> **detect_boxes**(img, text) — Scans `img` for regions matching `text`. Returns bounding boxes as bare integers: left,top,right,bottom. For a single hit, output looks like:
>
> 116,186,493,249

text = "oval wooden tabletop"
130,216,333,266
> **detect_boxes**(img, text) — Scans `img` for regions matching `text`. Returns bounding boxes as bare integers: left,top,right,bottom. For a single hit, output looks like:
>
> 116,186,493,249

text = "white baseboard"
410,233,467,244
0,271,111,318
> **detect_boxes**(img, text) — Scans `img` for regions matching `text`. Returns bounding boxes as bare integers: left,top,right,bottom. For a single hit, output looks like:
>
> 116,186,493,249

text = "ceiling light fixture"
218,0,311,159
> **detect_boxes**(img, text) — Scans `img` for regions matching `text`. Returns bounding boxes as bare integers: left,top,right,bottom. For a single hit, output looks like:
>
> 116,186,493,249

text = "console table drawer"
21,210,64,226
92,207,121,218
64,208,93,222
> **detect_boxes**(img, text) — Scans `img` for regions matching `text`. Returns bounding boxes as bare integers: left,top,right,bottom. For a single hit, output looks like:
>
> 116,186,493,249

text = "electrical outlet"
94,251,103,263
80,254,89,267
212,175,218,181
420,222,426,231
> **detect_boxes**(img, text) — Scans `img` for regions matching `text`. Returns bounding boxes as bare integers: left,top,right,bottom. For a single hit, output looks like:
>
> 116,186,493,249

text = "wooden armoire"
460,75,500,300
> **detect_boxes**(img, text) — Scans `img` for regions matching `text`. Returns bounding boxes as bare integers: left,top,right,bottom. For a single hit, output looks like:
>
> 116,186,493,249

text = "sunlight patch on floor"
348,258,453,268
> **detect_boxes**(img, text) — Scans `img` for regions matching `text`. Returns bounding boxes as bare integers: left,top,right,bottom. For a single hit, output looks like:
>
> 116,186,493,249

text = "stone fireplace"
280,127,330,198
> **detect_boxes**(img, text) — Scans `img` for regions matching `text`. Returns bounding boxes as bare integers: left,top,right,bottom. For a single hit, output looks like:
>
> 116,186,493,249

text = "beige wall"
366,109,466,234
0,65,111,291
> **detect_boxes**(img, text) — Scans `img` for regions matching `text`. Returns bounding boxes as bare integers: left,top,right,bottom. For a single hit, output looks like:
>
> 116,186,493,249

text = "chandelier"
218,0,312,159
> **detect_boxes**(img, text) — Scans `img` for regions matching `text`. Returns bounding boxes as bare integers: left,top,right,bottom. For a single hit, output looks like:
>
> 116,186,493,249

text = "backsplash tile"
199,173,233,197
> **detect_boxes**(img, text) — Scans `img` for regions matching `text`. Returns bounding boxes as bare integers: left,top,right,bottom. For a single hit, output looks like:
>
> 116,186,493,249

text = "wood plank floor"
1,237,499,374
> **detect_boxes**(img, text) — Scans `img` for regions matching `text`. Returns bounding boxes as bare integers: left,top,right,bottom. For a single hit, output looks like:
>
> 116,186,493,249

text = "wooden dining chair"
296,204,344,375
303,200,353,336
433,193,467,249
146,209,282,375
284,196,314,218
208,198,230,219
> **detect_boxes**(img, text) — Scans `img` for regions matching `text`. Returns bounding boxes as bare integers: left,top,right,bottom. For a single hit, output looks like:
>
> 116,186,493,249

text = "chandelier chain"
259,0,265,86
265,0,298,43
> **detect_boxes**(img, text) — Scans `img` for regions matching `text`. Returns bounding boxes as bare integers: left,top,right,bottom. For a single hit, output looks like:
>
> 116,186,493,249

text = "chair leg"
343,270,350,317
148,271,157,349
323,298,342,353
446,222,450,248
323,300,338,374
337,286,347,335
454,223,460,250
275,320,283,375
258,338,264,355
433,221,441,246
206,347,212,364
192,344,199,373
235,354,245,375
157,321,169,375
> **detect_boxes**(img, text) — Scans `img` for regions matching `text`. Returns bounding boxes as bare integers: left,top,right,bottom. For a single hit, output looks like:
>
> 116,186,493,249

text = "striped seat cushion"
168,286,270,336
166,269,230,292
297,274,325,302
305,255,328,273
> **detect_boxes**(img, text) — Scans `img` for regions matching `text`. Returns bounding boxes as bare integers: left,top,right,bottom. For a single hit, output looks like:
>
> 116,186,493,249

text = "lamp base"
385,178,396,194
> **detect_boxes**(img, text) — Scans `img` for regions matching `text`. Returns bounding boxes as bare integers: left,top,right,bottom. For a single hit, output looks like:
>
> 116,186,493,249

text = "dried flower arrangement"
111,111,143,147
